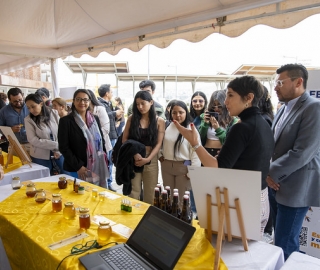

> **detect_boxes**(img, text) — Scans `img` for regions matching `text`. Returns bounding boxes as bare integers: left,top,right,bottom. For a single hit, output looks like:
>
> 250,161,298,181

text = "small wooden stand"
5,135,32,169
207,187,248,270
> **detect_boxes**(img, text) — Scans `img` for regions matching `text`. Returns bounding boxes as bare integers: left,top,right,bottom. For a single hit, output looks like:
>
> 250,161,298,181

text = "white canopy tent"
1,0,320,96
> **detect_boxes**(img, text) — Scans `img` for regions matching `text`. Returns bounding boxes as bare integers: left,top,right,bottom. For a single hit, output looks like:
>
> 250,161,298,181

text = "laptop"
79,206,196,270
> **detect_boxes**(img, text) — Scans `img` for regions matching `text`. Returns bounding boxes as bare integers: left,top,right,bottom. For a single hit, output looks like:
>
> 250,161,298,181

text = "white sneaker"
262,232,273,244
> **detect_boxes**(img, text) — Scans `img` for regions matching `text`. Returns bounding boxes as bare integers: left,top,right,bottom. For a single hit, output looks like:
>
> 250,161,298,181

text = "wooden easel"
5,135,32,169
207,187,248,270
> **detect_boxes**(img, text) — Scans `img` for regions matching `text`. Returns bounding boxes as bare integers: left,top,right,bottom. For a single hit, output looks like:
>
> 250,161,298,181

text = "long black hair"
189,91,208,119
207,90,232,128
25,93,51,129
129,91,158,147
169,100,193,158
87,89,102,107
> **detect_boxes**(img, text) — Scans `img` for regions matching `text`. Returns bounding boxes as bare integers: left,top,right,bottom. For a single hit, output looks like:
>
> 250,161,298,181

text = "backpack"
111,133,123,167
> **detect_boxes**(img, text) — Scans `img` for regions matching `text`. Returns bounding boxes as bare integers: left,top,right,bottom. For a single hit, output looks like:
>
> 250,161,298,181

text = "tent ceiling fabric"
0,0,320,74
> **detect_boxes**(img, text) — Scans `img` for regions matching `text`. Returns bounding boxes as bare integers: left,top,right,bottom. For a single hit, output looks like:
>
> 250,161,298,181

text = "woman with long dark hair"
58,89,109,187
114,96,125,136
189,91,208,129
122,91,165,204
199,90,238,156
159,100,201,202
24,93,64,174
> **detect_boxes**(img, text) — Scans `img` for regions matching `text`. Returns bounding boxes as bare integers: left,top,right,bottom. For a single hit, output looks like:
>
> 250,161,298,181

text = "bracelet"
192,143,201,151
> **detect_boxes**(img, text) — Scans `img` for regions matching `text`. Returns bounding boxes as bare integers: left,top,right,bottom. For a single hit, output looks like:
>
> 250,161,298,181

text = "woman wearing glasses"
189,91,207,129
58,89,109,187
174,76,275,237
199,90,238,156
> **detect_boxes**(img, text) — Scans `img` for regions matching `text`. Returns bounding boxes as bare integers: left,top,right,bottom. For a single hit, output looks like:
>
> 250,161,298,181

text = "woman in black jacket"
58,89,108,187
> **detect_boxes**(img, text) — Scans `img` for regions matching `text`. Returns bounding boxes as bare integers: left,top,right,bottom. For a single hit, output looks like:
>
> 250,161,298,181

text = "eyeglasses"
12,99,23,104
274,77,297,88
74,98,90,103
192,99,204,104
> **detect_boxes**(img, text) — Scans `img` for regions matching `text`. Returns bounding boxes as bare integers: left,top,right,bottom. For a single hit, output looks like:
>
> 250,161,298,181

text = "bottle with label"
181,195,192,224
63,202,76,219
156,183,162,194
52,194,62,212
97,221,112,241
153,187,160,208
160,190,168,212
165,186,172,214
0,147,4,166
79,208,91,230
171,192,181,219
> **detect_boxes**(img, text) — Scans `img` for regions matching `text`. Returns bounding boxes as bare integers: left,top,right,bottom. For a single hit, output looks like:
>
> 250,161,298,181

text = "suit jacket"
58,113,106,172
269,91,320,207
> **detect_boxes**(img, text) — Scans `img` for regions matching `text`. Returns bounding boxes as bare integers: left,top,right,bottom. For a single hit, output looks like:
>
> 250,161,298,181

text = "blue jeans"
31,155,66,175
116,121,125,137
274,203,309,260
108,139,117,186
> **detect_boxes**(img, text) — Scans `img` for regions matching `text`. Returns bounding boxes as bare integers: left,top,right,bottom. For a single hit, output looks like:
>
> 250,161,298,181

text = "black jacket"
58,113,106,172
98,97,118,140
217,107,274,190
116,140,146,195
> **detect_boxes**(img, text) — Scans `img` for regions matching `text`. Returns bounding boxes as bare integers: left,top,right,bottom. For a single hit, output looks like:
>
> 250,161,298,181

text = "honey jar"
35,189,46,203
52,194,62,212
63,202,76,219
97,221,112,241
26,183,37,198
58,177,67,189
79,208,90,230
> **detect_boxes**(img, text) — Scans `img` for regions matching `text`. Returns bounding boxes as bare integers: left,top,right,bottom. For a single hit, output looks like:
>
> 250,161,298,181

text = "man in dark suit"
267,64,320,260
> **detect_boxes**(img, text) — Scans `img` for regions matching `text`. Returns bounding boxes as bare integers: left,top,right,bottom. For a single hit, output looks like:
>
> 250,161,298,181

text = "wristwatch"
192,143,201,151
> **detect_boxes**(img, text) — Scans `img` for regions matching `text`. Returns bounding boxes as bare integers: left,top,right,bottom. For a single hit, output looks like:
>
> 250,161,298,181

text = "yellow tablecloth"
2,152,22,173
0,182,227,270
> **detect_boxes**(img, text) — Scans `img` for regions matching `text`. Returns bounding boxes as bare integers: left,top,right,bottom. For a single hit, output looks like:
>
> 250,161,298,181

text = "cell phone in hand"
206,111,219,120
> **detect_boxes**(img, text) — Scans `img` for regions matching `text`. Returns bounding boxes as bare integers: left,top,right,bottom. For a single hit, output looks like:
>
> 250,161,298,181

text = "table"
0,162,50,186
0,175,224,270
281,252,320,269
212,235,285,270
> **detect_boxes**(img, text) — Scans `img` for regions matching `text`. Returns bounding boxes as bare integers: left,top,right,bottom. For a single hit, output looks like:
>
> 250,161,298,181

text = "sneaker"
108,184,117,192
262,232,273,244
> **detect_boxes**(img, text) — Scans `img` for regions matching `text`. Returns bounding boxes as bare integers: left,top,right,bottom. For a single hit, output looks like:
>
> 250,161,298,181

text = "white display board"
307,70,320,99
189,167,261,241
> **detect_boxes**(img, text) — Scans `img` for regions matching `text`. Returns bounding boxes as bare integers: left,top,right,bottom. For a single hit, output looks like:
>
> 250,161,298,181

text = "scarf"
74,111,109,188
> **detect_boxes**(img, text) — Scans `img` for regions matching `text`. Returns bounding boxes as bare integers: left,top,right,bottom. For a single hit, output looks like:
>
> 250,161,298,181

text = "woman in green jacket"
199,90,238,156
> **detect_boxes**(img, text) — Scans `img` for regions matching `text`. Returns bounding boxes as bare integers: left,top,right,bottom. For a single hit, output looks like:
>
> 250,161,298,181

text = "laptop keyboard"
100,248,146,270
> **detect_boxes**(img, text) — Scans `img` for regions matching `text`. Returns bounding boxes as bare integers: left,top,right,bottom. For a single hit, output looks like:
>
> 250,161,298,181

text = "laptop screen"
127,206,196,270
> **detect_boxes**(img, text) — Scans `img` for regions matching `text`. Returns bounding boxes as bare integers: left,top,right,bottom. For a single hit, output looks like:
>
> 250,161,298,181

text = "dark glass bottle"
156,183,162,194
165,186,172,214
160,190,168,212
181,195,192,224
171,192,181,219
153,187,160,208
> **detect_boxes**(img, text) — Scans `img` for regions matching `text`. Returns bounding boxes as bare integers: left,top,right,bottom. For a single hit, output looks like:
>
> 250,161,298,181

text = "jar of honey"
11,176,21,190
63,202,76,219
52,194,62,212
35,189,46,203
26,183,37,198
58,177,67,189
79,208,90,230
97,221,112,241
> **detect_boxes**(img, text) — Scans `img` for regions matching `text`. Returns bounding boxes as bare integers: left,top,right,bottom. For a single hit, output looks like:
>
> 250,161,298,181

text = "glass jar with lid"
58,177,67,189
11,176,21,190
26,183,37,197
63,202,76,220
52,194,62,212
35,189,46,204
79,207,90,230
97,221,112,241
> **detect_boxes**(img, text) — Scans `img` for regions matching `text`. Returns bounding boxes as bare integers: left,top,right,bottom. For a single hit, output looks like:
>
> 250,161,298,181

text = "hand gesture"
173,121,200,147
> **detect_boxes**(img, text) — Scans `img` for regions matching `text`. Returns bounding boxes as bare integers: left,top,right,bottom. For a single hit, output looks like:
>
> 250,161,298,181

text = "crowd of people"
0,63,319,262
